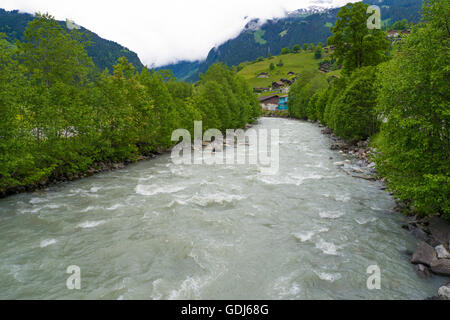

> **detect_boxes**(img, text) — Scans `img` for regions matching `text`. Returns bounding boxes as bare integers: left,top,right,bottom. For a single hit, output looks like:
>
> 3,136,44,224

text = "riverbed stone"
415,264,432,279
435,245,450,259
428,217,450,248
438,285,450,300
410,241,437,267
430,259,450,277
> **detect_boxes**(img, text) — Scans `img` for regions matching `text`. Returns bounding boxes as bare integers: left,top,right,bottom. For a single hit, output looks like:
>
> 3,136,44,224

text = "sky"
1,0,356,67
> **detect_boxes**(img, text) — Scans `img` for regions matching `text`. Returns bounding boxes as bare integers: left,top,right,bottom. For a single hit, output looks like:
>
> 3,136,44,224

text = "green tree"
327,2,389,73
375,0,450,218
269,63,275,70
281,47,290,54
292,44,301,53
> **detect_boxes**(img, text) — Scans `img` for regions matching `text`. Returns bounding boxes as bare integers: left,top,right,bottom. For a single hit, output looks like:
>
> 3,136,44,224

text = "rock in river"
435,244,450,259
430,259,450,277
411,241,437,267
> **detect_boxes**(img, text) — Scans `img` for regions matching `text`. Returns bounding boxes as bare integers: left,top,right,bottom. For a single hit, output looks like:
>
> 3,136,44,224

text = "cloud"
1,0,355,67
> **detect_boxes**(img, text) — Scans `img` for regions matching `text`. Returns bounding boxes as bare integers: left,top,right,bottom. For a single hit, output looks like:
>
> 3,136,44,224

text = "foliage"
281,47,290,54
327,2,390,74
374,0,450,218
0,15,260,195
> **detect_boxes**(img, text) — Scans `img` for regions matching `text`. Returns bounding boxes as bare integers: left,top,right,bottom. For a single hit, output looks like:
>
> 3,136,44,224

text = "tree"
281,47,290,54
327,2,389,73
276,59,284,67
327,67,379,141
269,63,275,70
375,0,450,218
314,47,322,59
302,43,308,51
292,44,301,53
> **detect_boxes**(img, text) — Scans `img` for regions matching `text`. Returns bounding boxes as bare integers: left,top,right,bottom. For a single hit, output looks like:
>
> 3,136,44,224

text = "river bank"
313,120,450,299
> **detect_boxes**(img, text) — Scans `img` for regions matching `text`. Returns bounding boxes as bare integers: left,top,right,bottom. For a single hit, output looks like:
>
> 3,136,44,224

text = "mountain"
159,0,423,82
0,9,144,72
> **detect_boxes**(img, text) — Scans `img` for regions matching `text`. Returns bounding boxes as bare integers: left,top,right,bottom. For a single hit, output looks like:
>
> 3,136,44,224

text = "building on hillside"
259,95,279,111
278,95,288,110
387,30,399,38
280,78,293,85
257,72,269,78
400,29,410,35
287,71,295,76
253,87,269,93
281,87,289,94
271,81,284,89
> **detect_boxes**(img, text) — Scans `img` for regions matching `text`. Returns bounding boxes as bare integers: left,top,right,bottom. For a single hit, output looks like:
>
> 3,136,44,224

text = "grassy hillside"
237,51,338,89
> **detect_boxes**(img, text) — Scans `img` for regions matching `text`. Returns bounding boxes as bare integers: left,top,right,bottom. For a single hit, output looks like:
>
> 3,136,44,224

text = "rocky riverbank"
317,121,450,300
1,153,161,198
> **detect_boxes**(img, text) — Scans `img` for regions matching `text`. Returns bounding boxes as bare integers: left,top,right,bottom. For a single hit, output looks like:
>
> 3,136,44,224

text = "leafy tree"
327,67,379,141
292,44,300,53
269,63,275,70
314,47,322,59
327,2,389,73
281,47,290,54
375,0,450,218
302,43,308,51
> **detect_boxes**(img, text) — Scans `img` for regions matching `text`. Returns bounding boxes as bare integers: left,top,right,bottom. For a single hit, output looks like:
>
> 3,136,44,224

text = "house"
281,87,290,94
253,87,269,93
257,72,269,78
387,30,399,38
400,29,410,35
271,81,284,89
259,95,279,111
278,95,288,110
287,71,295,76
280,78,293,85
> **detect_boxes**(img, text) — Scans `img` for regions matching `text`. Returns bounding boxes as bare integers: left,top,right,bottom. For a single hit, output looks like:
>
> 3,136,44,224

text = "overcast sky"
2,0,356,67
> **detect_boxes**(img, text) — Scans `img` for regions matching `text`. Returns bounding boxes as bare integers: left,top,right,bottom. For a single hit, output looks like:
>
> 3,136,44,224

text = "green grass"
254,30,267,45
237,51,338,88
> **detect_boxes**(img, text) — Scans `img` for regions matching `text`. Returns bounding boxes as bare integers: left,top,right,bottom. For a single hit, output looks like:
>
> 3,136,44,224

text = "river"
0,117,444,299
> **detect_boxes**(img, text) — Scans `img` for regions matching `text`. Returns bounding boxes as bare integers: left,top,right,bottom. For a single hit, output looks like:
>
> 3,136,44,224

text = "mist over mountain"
159,0,422,81
0,9,144,73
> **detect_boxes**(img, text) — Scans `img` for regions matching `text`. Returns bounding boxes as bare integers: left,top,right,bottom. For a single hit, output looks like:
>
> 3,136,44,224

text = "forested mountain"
160,0,423,81
0,9,144,72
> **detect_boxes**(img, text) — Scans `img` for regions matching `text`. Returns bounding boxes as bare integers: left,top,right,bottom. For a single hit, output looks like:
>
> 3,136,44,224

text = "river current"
0,117,443,299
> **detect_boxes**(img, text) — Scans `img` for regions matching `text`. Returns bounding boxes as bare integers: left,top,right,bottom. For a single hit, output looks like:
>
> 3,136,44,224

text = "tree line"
288,0,449,220
0,13,261,195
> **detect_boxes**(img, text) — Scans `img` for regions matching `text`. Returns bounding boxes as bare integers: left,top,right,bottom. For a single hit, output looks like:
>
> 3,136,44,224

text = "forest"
0,13,261,196
288,0,449,220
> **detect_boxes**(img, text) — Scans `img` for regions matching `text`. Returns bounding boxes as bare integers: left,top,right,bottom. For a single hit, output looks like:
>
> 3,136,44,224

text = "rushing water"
0,118,444,299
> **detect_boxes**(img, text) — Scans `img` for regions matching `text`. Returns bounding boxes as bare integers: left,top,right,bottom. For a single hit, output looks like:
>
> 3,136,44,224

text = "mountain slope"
0,9,144,72
160,0,423,82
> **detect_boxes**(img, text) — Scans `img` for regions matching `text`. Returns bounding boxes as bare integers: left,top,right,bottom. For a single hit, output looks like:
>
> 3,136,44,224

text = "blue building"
277,95,288,110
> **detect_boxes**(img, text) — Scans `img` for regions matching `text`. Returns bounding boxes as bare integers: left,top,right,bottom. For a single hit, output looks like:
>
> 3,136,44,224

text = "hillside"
237,50,338,90
0,9,144,72
160,0,423,81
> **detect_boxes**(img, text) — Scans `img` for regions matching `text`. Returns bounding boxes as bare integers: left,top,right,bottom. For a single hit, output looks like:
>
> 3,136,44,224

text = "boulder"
428,217,450,247
435,245,450,259
438,285,450,300
410,241,437,267
430,259,450,277
415,264,432,279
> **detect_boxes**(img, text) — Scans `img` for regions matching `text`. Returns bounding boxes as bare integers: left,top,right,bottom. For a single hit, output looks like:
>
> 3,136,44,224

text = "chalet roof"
258,95,279,102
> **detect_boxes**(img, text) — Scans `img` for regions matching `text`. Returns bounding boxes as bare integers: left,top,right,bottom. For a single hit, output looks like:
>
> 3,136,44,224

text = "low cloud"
2,0,356,67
